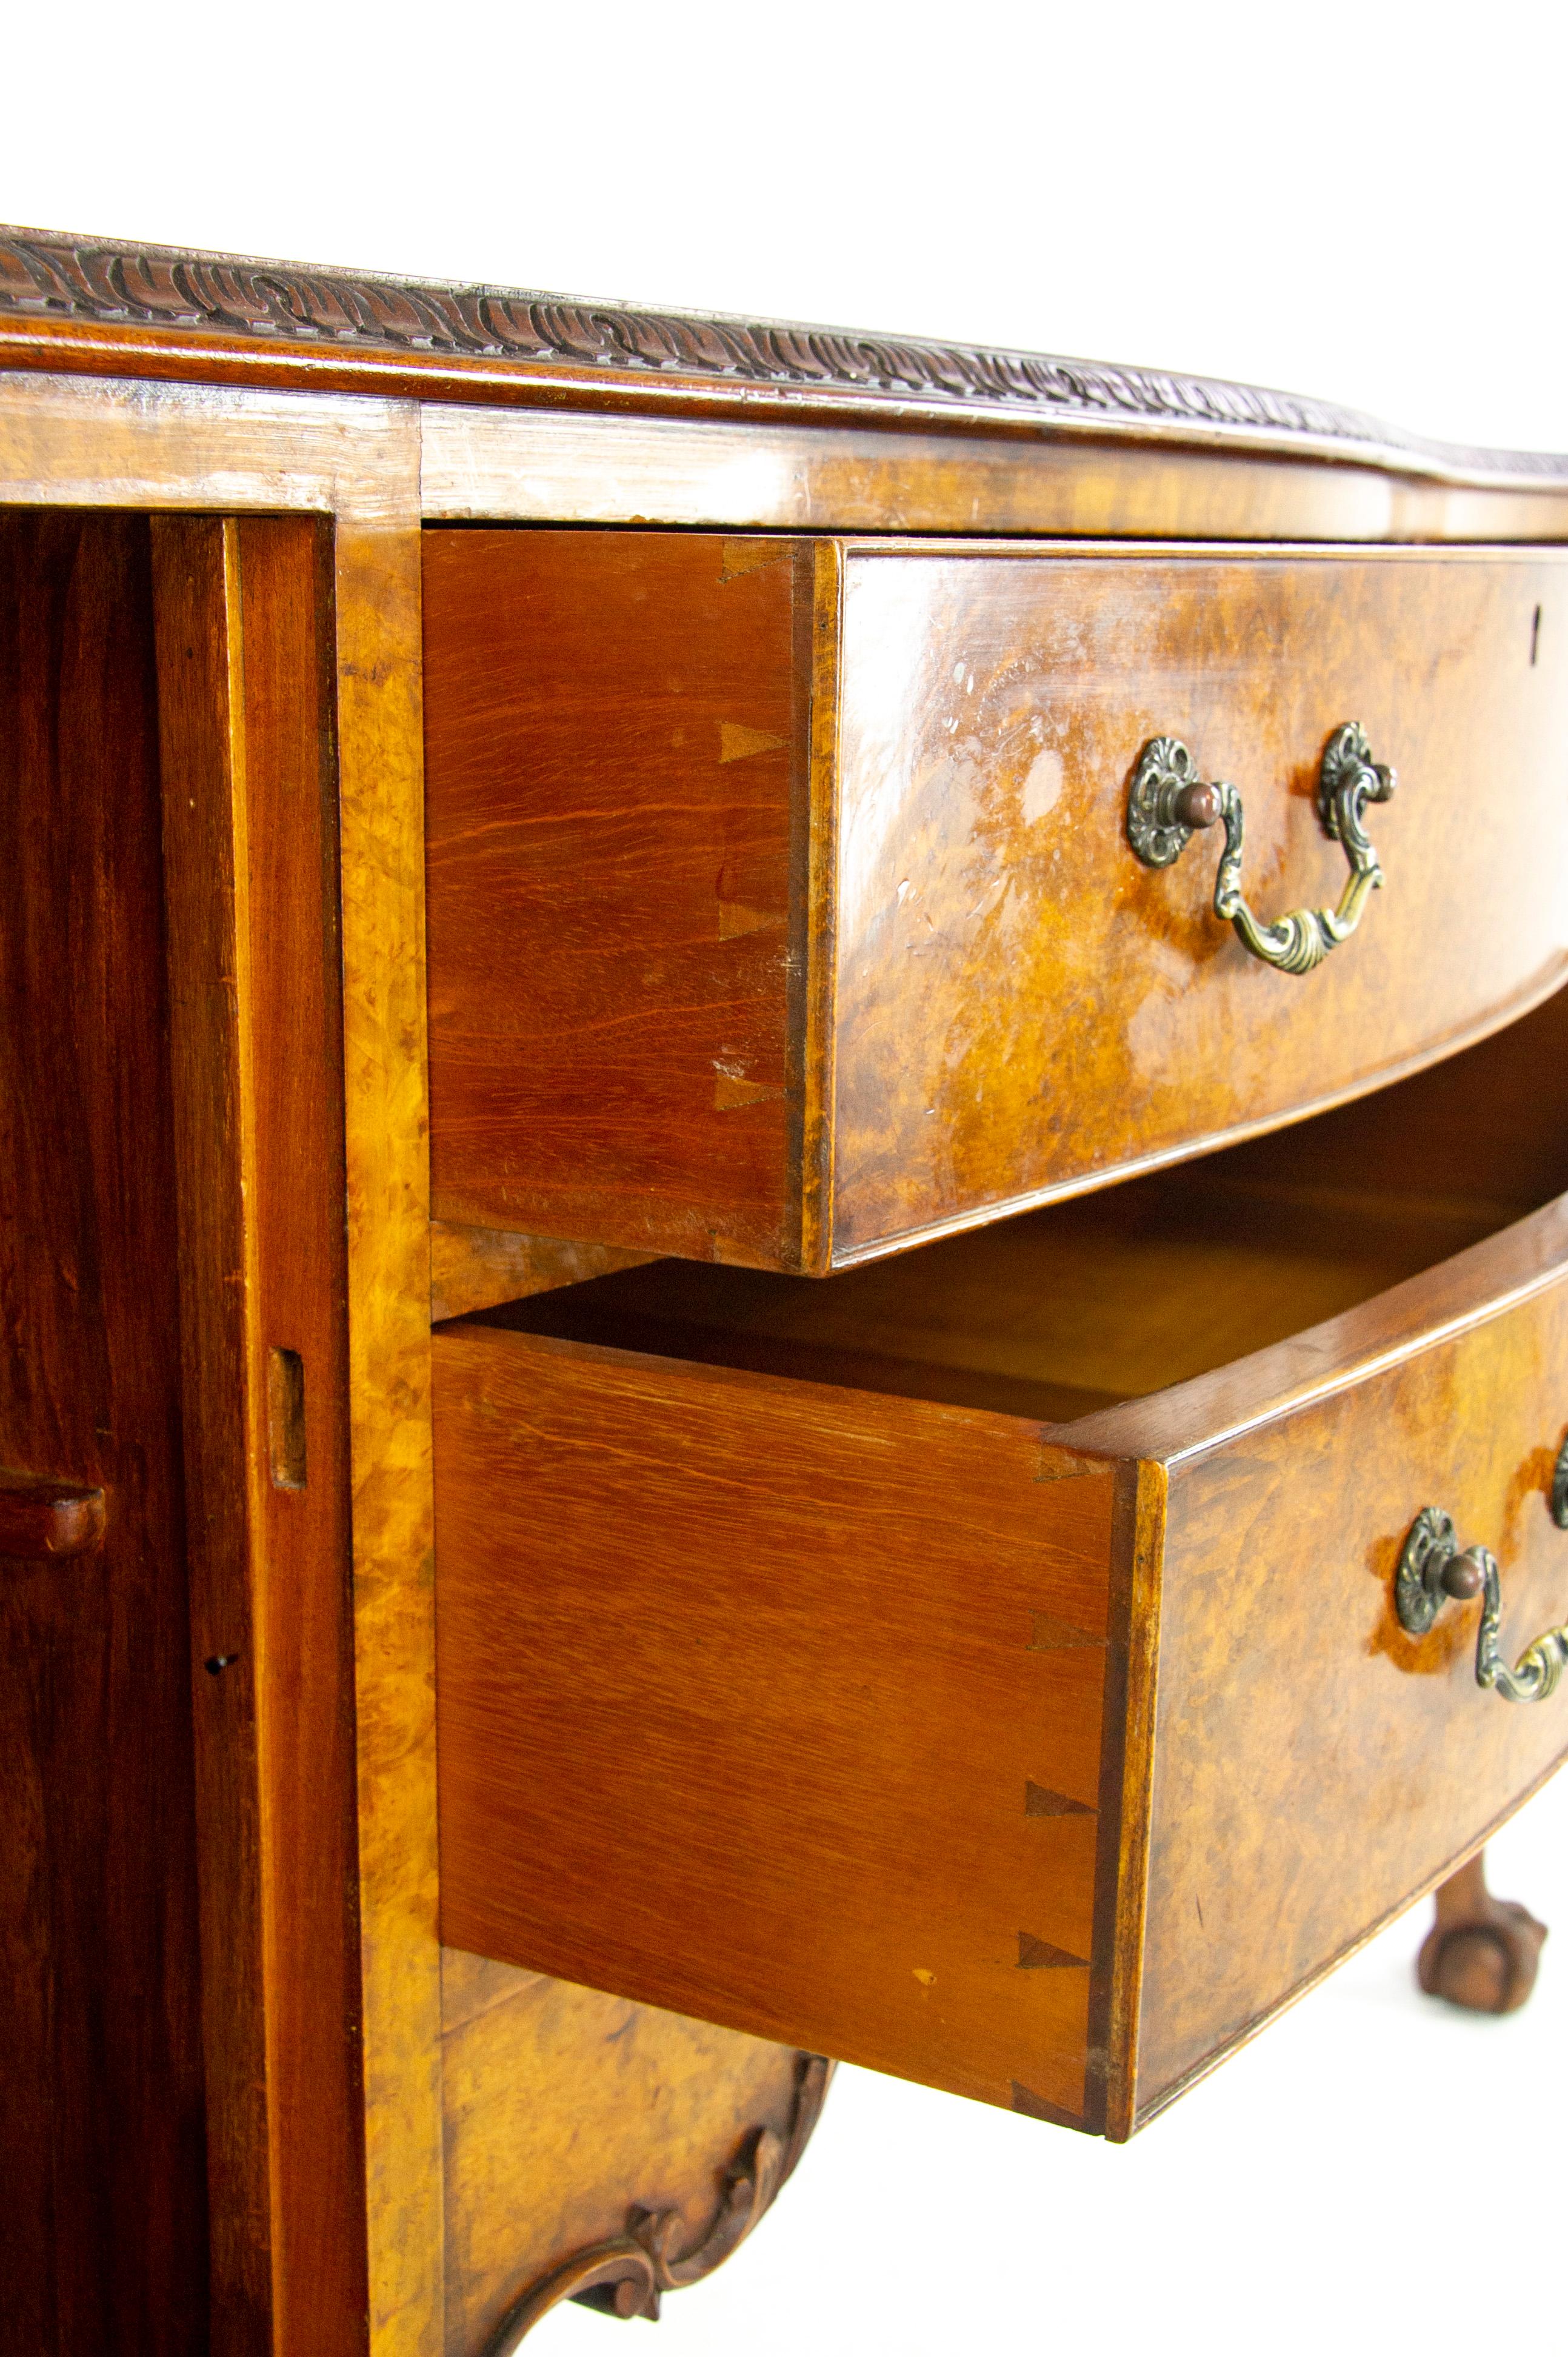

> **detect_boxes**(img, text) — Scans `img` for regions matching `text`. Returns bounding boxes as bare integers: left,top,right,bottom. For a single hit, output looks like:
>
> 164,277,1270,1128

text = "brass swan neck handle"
1127,722,1396,975
1396,1506,1568,1703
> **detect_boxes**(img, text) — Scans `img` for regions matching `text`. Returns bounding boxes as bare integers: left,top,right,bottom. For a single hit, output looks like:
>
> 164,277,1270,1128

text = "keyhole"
1530,606,1542,666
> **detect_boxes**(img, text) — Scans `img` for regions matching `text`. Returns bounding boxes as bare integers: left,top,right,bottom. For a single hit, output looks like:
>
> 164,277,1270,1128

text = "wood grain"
333,470,450,2357
11,246,1568,2328
235,517,368,2352
0,1474,107,1559
0,363,830,2356
0,511,209,2356
1207,972,1568,1230
425,528,812,1267
152,513,273,2356
0,368,419,517
829,542,1568,1260
437,1045,1568,2138
153,513,371,2352
421,405,1568,545
8,225,1568,535
439,1962,809,2354
1121,1255,1568,2122
490,1123,1525,1425
425,530,1568,1276
7,344,1566,544
435,1324,1116,2124
430,1223,656,1323
0,355,857,2354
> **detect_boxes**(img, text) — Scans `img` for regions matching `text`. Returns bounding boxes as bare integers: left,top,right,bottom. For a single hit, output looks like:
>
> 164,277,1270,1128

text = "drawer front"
829,545,1568,1259
1098,1208,1568,2124
426,532,1568,1274
433,1186,1568,2139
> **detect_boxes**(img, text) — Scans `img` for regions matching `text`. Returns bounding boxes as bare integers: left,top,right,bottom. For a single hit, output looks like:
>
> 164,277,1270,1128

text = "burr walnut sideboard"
2,226,1566,2357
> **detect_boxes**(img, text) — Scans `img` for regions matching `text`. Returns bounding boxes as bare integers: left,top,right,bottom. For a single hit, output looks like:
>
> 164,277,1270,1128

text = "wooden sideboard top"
2,221,1566,491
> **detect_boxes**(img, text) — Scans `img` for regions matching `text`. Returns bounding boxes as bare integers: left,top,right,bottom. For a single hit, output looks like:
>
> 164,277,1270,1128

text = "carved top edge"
2,224,1565,482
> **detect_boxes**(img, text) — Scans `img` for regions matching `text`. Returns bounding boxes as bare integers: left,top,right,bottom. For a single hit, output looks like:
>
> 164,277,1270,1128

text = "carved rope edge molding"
2,226,1566,480
485,2053,835,2350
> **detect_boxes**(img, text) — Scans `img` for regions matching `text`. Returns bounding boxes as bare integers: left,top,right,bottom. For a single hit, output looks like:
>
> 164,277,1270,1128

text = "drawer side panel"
425,529,808,1269
434,1325,1116,2122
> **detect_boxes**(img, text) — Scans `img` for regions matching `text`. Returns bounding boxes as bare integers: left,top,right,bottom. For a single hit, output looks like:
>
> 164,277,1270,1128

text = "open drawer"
433,992,1568,2138
424,528,1568,1273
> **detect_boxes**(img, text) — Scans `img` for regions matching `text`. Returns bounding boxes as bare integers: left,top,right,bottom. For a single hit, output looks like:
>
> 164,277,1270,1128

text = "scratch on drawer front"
966,872,1012,924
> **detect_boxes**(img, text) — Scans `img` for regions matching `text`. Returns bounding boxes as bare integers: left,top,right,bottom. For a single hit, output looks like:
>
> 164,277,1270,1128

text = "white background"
7,7,1564,2352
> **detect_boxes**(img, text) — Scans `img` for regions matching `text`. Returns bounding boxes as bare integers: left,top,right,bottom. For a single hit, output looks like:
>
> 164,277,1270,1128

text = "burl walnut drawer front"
434,1015,1568,2139
424,530,1568,1274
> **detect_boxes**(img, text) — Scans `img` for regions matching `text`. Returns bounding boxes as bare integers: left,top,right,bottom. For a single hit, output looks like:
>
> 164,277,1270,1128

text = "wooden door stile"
152,513,376,2354
238,517,368,2353
332,473,448,2357
152,515,275,2356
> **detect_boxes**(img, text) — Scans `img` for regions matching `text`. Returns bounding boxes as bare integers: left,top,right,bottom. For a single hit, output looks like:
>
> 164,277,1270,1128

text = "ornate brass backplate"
1127,721,1396,974
1396,1504,1568,1703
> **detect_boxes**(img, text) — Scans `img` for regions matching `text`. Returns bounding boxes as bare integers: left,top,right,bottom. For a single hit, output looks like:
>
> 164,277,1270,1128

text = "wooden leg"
1417,1851,1548,2014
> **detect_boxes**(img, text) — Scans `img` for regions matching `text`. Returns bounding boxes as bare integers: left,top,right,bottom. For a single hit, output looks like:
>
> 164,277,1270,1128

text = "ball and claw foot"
1417,1850,1548,2015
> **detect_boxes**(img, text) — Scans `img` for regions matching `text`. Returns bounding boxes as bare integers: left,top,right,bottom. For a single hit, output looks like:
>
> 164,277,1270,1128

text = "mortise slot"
267,1346,307,1489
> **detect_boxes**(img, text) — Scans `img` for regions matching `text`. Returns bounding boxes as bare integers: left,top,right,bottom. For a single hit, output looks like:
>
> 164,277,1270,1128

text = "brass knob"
1438,1548,1488,1601
1166,778,1224,833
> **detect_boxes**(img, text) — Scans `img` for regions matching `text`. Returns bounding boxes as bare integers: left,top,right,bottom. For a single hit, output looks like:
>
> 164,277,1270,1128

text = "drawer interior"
460,984,1568,1423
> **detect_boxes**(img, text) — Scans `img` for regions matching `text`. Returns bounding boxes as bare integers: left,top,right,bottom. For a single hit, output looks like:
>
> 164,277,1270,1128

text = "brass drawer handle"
1127,722,1396,975
1396,1507,1568,1703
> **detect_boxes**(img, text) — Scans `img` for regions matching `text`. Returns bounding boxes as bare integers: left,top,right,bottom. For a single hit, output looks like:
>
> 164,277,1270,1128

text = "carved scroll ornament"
486,2051,834,2350
3,226,1567,478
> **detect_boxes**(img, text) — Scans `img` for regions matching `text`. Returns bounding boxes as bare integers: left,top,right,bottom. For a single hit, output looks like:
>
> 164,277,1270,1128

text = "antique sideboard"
2,226,1564,2356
